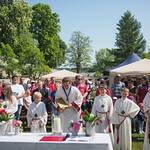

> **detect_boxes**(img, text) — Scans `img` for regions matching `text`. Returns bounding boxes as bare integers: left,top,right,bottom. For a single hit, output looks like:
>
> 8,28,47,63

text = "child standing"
27,92,48,133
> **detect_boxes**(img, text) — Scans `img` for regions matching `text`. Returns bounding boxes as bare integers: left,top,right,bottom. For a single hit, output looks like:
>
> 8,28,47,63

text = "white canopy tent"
109,58,150,85
41,69,81,80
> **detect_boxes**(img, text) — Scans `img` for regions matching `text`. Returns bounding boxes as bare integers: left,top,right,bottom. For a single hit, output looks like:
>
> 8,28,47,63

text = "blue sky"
27,0,150,54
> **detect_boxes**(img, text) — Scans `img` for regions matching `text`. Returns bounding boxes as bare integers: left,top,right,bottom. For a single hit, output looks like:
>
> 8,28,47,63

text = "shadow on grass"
132,133,144,150
132,133,144,142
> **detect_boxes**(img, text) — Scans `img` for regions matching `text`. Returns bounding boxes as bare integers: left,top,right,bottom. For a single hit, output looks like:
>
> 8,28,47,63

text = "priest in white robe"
91,84,114,144
143,91,150,150
27,92,48,133
111,88,140,150
55,77,83,132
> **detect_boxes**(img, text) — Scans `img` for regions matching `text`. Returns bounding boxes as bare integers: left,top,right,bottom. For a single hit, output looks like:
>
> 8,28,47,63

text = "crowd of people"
0,74,150,150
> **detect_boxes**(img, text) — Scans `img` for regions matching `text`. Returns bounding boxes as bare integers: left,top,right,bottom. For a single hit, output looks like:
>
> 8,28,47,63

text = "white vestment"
92,95,114,144
55,86,83,132
143,92,150,150
111,98,140,150
27,101,48,133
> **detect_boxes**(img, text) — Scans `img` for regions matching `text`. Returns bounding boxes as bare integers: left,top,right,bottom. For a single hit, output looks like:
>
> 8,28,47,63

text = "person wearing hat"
29,80,36,93
55,77,83,132
91,84,114,144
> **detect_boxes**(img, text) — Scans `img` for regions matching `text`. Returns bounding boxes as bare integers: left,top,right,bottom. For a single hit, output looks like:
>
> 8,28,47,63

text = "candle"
52,117,62,134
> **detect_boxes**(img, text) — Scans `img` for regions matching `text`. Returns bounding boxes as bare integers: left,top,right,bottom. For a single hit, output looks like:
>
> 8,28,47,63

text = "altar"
0,133,113,150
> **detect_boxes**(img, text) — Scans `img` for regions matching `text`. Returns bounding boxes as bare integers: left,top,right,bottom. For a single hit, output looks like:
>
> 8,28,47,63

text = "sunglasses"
77,78,82,80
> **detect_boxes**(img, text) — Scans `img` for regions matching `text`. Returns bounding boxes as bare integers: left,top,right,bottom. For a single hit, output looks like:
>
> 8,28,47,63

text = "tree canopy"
95,48,115,73
113,10,146,63
0,0,32,48
30,3,67,68
67,31,93,73
0,43,19,77
0,0,67,77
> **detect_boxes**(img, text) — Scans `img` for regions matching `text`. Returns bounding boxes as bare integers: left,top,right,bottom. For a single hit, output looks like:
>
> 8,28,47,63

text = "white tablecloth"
0,133,113,150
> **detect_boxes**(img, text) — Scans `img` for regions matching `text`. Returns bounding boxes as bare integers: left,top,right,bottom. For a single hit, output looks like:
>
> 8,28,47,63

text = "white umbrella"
41,69,81,80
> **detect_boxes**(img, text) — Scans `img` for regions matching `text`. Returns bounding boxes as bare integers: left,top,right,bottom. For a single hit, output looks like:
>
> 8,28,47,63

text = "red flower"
0,108,12,122
0,108,7,115
12,119,22,127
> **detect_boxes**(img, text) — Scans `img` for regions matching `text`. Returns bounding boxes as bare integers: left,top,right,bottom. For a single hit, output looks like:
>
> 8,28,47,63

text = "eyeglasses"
77,78,82,80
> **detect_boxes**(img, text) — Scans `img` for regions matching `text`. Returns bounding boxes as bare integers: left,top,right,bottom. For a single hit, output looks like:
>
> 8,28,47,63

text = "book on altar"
66,135,91,142
56,98,69,110
39,135,65,141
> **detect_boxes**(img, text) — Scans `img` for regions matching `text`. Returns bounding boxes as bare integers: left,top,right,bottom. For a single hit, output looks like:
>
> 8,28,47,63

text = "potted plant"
82,110,97,136
68,120,81,136
0,108,13,135
12,119,22,135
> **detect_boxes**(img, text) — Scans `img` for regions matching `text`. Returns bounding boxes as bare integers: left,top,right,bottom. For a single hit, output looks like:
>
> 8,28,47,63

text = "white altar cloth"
0,133,113,150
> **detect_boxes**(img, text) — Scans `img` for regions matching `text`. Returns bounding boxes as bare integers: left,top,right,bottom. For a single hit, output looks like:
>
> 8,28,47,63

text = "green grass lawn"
114,133,144,150
132,133,144,150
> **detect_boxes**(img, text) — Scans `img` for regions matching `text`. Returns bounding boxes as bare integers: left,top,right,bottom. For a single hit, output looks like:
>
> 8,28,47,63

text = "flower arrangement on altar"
82,110,97,124
0,108,12,123
82,110,97,136
12,119,22,128
68,120,81,136
0,108,13,135
12,119,23,134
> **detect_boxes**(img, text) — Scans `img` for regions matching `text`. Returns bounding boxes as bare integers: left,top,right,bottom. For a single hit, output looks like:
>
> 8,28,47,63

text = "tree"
0,0,32,48
30,3,66,68
57,38,67,66
0,1,51,77
142,48,150,59
0,0,13,6
67,31,92,73
0,43,19,77
19,47,51,78
114,10,146,63
17,32,51,78
95,48,115,73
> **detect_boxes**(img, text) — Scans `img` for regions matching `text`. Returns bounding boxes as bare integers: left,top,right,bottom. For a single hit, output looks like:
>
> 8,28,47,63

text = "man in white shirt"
11,75,25,120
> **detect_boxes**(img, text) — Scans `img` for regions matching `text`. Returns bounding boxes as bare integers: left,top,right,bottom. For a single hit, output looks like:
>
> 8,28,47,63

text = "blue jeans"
15,105,23,120
137,119,144,133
